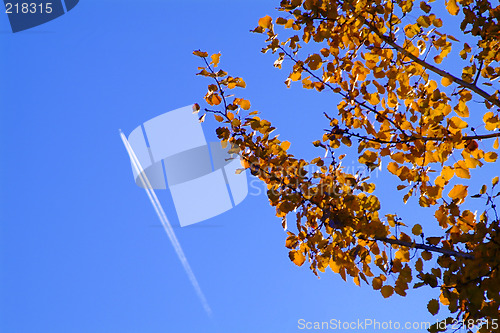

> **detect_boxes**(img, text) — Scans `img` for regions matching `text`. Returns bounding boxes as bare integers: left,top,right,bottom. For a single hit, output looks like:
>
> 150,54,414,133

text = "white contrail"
119,130,212,317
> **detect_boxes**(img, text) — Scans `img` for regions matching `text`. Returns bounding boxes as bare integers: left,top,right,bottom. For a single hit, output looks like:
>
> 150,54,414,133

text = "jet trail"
119,130,212,317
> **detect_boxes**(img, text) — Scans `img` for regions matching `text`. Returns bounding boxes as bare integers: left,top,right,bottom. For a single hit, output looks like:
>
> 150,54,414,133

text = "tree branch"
365,23,500,108
338,128,500,145
315,13,500,107
370,236,474,259
278,45,410,137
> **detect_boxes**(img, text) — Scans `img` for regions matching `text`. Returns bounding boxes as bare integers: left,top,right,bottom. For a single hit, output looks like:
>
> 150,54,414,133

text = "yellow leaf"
329,259,340,273
448,184,468,201
427,299,440,315
238,99,251,110
433,18,443,27
441,166,454,181
289,250,305,266
455,100,469,117
210,53,221,67
435,208,449,228
454,167,470,179
412,224,423,236
483,111,494,123
441,77,453,87
258,15,273,29
387,162,399,175
493,176,499,187
450,116,467,129
395,249,410,262
353,276,360,286
208,94,222,105
494,138,499,149
446,0,459,15
484,152,498,162
214,114,224,122
236,78,246,88
386,214,396,227
363,182,376,193
359,150,377,164
391,152,405,164
290,71,301,82
285,235,297,248
282,141,291,151
368,93,380,105
440,293,450,306
381,285,394,298
480,184,487,194
193,50,208,57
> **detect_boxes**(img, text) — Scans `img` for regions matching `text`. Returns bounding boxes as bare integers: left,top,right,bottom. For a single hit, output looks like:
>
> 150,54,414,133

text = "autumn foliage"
194,0,500,331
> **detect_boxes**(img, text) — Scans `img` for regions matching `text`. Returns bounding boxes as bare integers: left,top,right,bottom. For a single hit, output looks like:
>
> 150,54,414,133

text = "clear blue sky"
1,1,497,332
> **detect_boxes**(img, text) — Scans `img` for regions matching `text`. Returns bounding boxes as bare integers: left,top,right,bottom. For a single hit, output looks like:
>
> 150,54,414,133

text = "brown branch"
202,57,229,112
365,23,500,108
474,60,484,86
370,236,474,259
314,13,500,107
341,129,500,145
278,45,410,137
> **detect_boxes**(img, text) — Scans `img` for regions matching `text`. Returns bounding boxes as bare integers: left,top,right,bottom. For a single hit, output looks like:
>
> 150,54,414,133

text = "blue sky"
1,1,498,332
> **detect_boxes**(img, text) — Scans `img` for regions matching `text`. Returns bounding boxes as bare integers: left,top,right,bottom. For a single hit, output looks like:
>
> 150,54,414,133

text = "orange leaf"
484,152,498,162
448,184,468,201
289,250,305,266
258,15,273,29
387,162,399,175
441,77,453,87
446,0,459,15
209,94,222,106
329,260,340,273
193,50,208,57
210,53,221,67
239,99,251,110
440,293,450,306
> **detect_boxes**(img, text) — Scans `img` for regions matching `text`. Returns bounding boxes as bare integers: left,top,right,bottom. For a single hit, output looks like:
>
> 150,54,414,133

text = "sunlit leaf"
210,53,221,67
448,184,468,201
193,50,208,57
258,15,273,29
